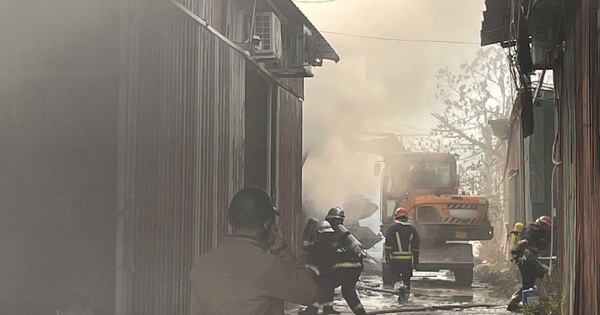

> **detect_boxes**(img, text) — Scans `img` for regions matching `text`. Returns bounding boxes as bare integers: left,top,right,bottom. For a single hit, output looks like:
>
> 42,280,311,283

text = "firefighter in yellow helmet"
507,215,552,312
384,207,420,304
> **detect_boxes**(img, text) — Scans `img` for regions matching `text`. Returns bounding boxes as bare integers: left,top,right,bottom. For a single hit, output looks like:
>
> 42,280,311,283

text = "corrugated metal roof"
480,0,512,46
270,0,340,62
480,0,564,47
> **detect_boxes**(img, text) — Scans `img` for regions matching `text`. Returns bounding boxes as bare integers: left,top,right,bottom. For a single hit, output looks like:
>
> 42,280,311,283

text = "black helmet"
325,206,345,220
228,187,279,227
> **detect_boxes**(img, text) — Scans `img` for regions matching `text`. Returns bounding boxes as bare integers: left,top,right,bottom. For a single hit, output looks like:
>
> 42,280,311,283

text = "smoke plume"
299,0,486,221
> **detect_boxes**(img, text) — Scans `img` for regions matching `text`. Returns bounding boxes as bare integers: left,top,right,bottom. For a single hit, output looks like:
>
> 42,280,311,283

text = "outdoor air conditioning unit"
253,12,282,60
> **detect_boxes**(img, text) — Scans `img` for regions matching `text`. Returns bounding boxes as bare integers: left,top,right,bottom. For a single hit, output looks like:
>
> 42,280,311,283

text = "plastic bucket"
522,287,540,305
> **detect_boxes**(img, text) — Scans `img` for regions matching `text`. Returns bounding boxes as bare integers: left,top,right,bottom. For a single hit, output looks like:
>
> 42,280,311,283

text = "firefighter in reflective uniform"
384,207,420,303
300,220,338,315
323,206,368,315
507,215,552,312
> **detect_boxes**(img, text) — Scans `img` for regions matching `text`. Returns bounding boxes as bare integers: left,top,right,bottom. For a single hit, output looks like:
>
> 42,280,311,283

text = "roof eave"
269,0,340,63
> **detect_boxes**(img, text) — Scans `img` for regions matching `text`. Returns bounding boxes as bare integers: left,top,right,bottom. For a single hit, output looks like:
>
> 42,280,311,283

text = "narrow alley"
1,0,599,314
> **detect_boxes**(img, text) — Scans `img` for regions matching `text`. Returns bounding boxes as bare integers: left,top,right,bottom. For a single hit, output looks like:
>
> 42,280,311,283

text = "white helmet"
316,220,335,233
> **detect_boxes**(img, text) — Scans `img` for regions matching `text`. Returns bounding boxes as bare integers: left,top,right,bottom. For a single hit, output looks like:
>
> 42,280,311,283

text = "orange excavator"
364,133,493,286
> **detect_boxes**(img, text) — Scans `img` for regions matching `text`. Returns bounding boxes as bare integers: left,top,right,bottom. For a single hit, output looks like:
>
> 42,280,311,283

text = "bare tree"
406,46,514,263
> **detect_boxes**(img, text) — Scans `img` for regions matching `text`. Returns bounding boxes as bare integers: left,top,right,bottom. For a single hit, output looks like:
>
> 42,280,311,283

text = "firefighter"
190,187,317,315
300,220,337,315
384,207,420,303
320,206,368,315
507,215,552,312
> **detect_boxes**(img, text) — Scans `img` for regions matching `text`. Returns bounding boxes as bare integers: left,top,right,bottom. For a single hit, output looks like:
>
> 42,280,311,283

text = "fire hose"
355,284,500,314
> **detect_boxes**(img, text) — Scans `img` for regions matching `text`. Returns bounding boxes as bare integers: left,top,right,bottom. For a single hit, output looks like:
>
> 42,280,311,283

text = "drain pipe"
247,0,257,44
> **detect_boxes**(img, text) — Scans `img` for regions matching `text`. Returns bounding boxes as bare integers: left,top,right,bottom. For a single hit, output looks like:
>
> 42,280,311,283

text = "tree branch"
432,113,503,159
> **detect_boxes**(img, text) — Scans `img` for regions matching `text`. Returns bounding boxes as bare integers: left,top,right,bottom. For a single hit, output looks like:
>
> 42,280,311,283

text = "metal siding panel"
126,2,246,314
277,78,304,254
572,0,600,313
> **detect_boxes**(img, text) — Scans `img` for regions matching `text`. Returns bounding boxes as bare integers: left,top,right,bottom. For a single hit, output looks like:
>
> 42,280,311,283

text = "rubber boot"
298,305,318,315
395,283,407,304
322,305,341,315
506,290,522,312
351,303,367,315
506,303,522,312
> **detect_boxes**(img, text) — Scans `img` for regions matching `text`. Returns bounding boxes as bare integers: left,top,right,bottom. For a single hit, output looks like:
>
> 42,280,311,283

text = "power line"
320,31,480,45
395,122,429,132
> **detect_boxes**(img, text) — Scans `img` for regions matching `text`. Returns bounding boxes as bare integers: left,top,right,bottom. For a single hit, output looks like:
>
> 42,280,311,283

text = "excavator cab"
380,153,459,223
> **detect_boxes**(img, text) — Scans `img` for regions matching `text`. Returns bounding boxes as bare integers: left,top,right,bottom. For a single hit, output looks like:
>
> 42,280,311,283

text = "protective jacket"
511,223,551,261
384,221,420,264
190,235,317,315
305,235,338,275
331,225,363,269
507,222,552,310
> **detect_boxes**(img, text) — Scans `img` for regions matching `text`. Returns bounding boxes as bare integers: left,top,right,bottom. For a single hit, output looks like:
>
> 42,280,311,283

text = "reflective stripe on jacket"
390,232,414,260
384,221,420,263
333,261,363,268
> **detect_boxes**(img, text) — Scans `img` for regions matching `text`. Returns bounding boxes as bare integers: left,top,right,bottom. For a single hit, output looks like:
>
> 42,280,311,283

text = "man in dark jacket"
190,187,317,315
384,207,420,303
507,215,552,312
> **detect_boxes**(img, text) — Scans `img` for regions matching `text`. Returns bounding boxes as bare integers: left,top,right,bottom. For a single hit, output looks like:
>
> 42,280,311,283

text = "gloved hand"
384,252,390,264
510,248,523,257
268,226,288,254
412,259,419,269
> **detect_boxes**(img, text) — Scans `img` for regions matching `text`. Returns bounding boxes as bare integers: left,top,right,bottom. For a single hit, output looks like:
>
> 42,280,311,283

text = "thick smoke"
299,0,486,220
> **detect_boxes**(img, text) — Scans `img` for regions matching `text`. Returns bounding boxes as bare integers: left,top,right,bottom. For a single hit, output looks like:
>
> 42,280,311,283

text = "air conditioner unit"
267,26,314,77
253,12,282,60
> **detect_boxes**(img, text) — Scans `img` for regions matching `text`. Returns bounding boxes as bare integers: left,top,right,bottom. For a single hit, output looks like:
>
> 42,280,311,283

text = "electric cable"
320,31,480,45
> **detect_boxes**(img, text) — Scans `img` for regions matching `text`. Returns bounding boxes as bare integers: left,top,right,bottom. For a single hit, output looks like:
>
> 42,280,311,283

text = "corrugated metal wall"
558,0,600,313
572,0,600,313
120,1,247,314
277,78,305,255
117,1,310,314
